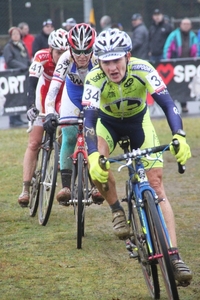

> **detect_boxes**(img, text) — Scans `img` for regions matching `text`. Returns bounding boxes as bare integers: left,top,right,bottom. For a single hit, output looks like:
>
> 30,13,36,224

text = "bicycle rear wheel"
143,190,179,300
71,152,87,249
38,139,59,226
29,148,43,217
127,180,160,299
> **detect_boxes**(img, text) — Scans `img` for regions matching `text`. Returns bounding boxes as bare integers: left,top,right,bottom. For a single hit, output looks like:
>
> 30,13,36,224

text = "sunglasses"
71,48,93,56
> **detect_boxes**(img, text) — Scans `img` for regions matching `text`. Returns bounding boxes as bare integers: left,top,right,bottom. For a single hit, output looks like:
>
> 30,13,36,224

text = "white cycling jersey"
45,49,97,120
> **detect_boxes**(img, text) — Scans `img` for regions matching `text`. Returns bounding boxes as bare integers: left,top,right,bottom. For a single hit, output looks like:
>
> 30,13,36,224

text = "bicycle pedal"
19,202,29,208
121,197,128,202
129,252,138,259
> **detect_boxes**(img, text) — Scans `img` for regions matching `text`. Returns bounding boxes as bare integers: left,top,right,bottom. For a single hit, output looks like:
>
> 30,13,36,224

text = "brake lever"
145,154,163,163
172,139,185,174
118,158,132,172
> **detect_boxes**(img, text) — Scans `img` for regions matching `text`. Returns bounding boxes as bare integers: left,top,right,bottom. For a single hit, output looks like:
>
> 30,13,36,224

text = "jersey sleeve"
83,107,99,155
145,69,166,95
82,83,101,108
45,51,70,114
152,92,183,133
140,63,183,133
29,52,44,78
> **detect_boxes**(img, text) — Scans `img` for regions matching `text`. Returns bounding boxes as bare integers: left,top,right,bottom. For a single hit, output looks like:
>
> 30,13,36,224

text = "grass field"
0,117,200,300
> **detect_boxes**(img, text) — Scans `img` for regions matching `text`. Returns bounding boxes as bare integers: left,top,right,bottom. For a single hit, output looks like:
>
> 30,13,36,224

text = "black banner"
154,58,200,103
0,69,28,116
1,59,200,116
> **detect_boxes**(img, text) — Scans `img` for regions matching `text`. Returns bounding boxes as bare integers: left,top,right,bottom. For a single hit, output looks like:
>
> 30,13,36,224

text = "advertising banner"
0,69,28,116
0,59,200,117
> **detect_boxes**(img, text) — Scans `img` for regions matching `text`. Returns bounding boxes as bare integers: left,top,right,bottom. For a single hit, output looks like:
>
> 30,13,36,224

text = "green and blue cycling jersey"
82,57,183,158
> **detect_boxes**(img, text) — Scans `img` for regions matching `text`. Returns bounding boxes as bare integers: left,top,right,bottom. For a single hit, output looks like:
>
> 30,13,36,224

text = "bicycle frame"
59,116,93,249
108,138,181,299
59,117,93,207
70,119,90,192
129,156,172,257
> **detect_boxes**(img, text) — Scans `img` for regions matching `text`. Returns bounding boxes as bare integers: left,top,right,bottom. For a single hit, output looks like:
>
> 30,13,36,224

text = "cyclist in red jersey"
18,28,68,207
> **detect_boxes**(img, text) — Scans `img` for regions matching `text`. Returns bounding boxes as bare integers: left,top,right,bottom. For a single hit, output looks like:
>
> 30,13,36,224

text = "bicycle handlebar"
108,140,185,174
108,144,169,161
27,113,83,133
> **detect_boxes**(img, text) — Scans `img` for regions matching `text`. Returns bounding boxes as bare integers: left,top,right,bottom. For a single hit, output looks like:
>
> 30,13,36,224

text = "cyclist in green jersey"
82,28,192,284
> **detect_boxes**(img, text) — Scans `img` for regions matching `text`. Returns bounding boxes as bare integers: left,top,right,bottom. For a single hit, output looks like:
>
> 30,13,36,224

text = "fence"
1,0,200,35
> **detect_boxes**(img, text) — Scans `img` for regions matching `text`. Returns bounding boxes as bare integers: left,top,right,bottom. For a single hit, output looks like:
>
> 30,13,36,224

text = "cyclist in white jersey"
43,23,103,205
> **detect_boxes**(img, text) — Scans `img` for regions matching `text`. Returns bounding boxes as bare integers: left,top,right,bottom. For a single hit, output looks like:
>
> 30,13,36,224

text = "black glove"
43,113,58,134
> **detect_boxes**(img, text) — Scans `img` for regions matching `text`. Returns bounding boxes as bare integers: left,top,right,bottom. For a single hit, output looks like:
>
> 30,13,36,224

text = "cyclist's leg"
18,122,43,206
56,88,78,205
94,120,130,239
57,125,77,205
18,78,45,207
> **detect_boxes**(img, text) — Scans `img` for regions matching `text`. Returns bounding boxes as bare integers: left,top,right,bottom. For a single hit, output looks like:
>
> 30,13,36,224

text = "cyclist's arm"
144,67,183,134
45,52,70,114
152,92,183,134
83,107,99,155
82,82,101,155
27,58,44,107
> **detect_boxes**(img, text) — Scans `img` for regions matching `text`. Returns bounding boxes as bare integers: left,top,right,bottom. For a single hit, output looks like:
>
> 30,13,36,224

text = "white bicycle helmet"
48,28,68,50
93,28,132,61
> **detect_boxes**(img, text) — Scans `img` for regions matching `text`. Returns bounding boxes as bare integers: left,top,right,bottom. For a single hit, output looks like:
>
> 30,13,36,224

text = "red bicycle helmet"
67,23,96,51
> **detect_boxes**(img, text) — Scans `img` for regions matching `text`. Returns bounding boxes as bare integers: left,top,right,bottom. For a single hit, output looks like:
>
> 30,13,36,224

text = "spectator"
62,18,77,31
32,19,54,56
111,23,123,31
148,9,173,63
3,26,30,127
131,13,148,59
18,22,35,59
100,15,112,31
163,18,198,113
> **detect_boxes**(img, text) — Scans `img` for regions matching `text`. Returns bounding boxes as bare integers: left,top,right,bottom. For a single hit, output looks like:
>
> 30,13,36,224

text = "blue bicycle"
106,137,184,300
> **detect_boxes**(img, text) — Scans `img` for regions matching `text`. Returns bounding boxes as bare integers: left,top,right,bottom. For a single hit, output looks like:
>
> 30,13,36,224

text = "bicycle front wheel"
71,152,87,249
38,140,59,226
143,190,179,300
29,148,43,217
131,204,160,299
127,179,159,299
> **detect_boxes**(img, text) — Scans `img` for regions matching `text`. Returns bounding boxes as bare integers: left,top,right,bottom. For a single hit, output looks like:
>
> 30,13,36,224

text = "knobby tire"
38,140,59,226
143,190,179,300
29,148,43,217
127,178,160,299
77,152,87,249
131,204,160,299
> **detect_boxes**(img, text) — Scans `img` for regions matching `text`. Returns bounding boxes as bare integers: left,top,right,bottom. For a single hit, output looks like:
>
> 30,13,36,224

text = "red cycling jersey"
28,48,64,113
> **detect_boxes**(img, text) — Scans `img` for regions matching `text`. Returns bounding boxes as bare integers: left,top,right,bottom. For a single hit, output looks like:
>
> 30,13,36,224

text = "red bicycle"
57,113,94,249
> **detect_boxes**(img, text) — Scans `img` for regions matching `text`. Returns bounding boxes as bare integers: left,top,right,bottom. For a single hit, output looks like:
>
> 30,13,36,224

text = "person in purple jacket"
163,18,198,113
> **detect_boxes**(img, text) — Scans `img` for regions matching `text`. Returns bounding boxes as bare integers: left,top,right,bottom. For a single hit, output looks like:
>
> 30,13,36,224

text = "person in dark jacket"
3,26,31,127
32,19,54,56
148,9,173,63
131,13,149,60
